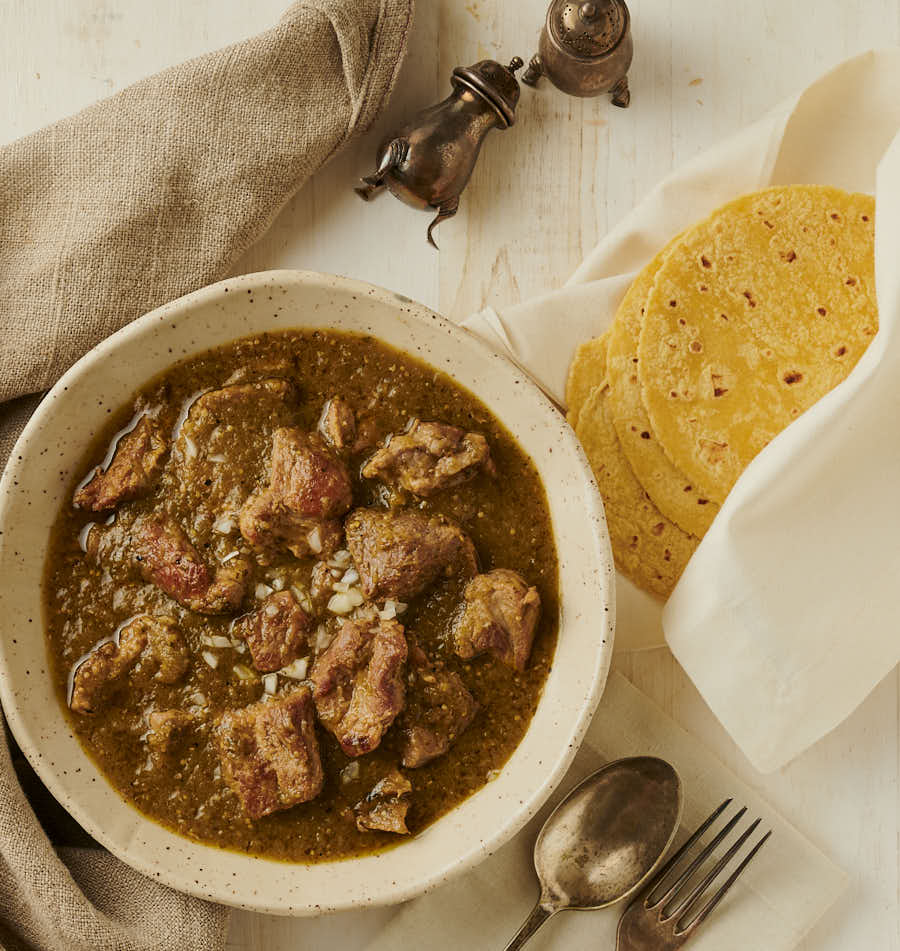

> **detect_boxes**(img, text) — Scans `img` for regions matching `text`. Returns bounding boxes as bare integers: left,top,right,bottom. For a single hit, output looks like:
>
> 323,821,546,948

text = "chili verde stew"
44,329,559,862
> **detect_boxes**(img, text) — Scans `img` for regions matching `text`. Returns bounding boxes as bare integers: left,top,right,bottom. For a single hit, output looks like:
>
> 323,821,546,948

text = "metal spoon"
504,756,683,950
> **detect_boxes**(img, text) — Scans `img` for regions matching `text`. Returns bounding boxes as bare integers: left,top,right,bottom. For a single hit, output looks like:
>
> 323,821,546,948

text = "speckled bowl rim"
0,270,615,915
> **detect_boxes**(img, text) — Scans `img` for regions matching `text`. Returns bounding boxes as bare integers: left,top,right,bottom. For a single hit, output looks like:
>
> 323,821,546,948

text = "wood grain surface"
1,1,898,948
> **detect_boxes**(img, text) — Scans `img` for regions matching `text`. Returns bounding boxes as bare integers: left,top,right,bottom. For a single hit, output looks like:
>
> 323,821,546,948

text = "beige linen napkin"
0,1,411,948
462,49,900,772
0,0,412,459
0,724,228,951
301,674,843,951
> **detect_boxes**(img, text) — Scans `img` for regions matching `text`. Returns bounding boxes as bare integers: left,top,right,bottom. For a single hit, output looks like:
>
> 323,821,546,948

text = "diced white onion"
213,515,235,535
208,453,226,463
200,634,233,649
379,599,397,620
262,673,277,695
220,549,240,562
332,580,349,593
201,650,219,669
189,691,207,706
315,625,332,651
279,657,309,680
233,663,256,681
341,761,360,784
290,585,313,613
328,549,351,568
255,583,273,599
327,592,354,615
307,526,323,554
341,567,360,586
327,588,364,615
270,576,285,591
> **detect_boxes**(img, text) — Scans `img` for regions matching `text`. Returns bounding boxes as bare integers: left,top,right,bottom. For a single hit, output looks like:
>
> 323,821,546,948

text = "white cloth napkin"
291,674,844,951
461,49,900,772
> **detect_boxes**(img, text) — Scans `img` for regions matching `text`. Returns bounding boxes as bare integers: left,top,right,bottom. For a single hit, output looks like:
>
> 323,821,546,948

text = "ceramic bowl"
0,270,615,915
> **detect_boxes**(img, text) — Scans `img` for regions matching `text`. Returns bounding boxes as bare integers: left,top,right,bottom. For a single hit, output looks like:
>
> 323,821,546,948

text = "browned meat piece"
172,378,299,521
318,396,356,452
133,514,251,614
239,493,343,561
234,590,312,672
310,617,407,757
69,614,190,715
141,615,190,683
362,419,495,497
345,508,478,602
147,709,196,755
354,768,412,834
187,379,296,421
263,427,353,519
214,687,324,820
401,644,479,768
454,569,541,672
352,415,381,455
239,428,352,558
199,556,253,614
69,620,147,714
74,416,167,512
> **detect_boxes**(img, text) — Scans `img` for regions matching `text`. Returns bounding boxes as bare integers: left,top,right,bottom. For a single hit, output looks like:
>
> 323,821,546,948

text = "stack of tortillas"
568,185,878,599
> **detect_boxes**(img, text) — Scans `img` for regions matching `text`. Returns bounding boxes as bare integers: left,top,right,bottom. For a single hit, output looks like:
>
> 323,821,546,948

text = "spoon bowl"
505,756,683,950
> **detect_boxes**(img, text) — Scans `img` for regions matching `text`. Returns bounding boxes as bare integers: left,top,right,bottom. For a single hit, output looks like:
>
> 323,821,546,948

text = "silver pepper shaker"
355,57,524,248
522,0,633,106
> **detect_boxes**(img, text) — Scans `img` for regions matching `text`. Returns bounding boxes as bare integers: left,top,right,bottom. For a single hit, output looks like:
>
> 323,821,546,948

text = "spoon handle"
503,902,554,951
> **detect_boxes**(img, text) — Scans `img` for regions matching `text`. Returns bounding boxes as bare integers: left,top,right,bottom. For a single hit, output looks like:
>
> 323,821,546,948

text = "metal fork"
616,799,772,950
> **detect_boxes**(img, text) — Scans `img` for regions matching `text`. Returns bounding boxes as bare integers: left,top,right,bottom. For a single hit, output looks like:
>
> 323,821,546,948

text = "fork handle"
503,902,554,951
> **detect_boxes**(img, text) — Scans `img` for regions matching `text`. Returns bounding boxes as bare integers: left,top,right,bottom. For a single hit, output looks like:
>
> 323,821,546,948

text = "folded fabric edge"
327,0,415,138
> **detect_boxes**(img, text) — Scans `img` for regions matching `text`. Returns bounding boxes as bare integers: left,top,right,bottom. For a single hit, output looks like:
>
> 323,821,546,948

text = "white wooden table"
2,1,898,948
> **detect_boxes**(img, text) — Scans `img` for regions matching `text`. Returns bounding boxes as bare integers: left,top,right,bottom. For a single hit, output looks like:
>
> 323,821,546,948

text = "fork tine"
644,798,733,907
680,829,773,935
649,803,748,910
664,817,762,921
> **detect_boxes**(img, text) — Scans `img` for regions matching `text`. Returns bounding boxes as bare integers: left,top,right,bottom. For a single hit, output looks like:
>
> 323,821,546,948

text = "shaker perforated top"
549,0,628,59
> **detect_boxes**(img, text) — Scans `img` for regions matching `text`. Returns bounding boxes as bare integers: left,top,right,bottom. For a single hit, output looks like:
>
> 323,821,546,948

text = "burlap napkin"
0,1,411,948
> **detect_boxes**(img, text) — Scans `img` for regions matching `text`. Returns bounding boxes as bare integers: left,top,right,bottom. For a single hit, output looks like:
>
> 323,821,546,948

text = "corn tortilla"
566,332,610,429
606,240,720,537
638,185,877,502
576,373,698,599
